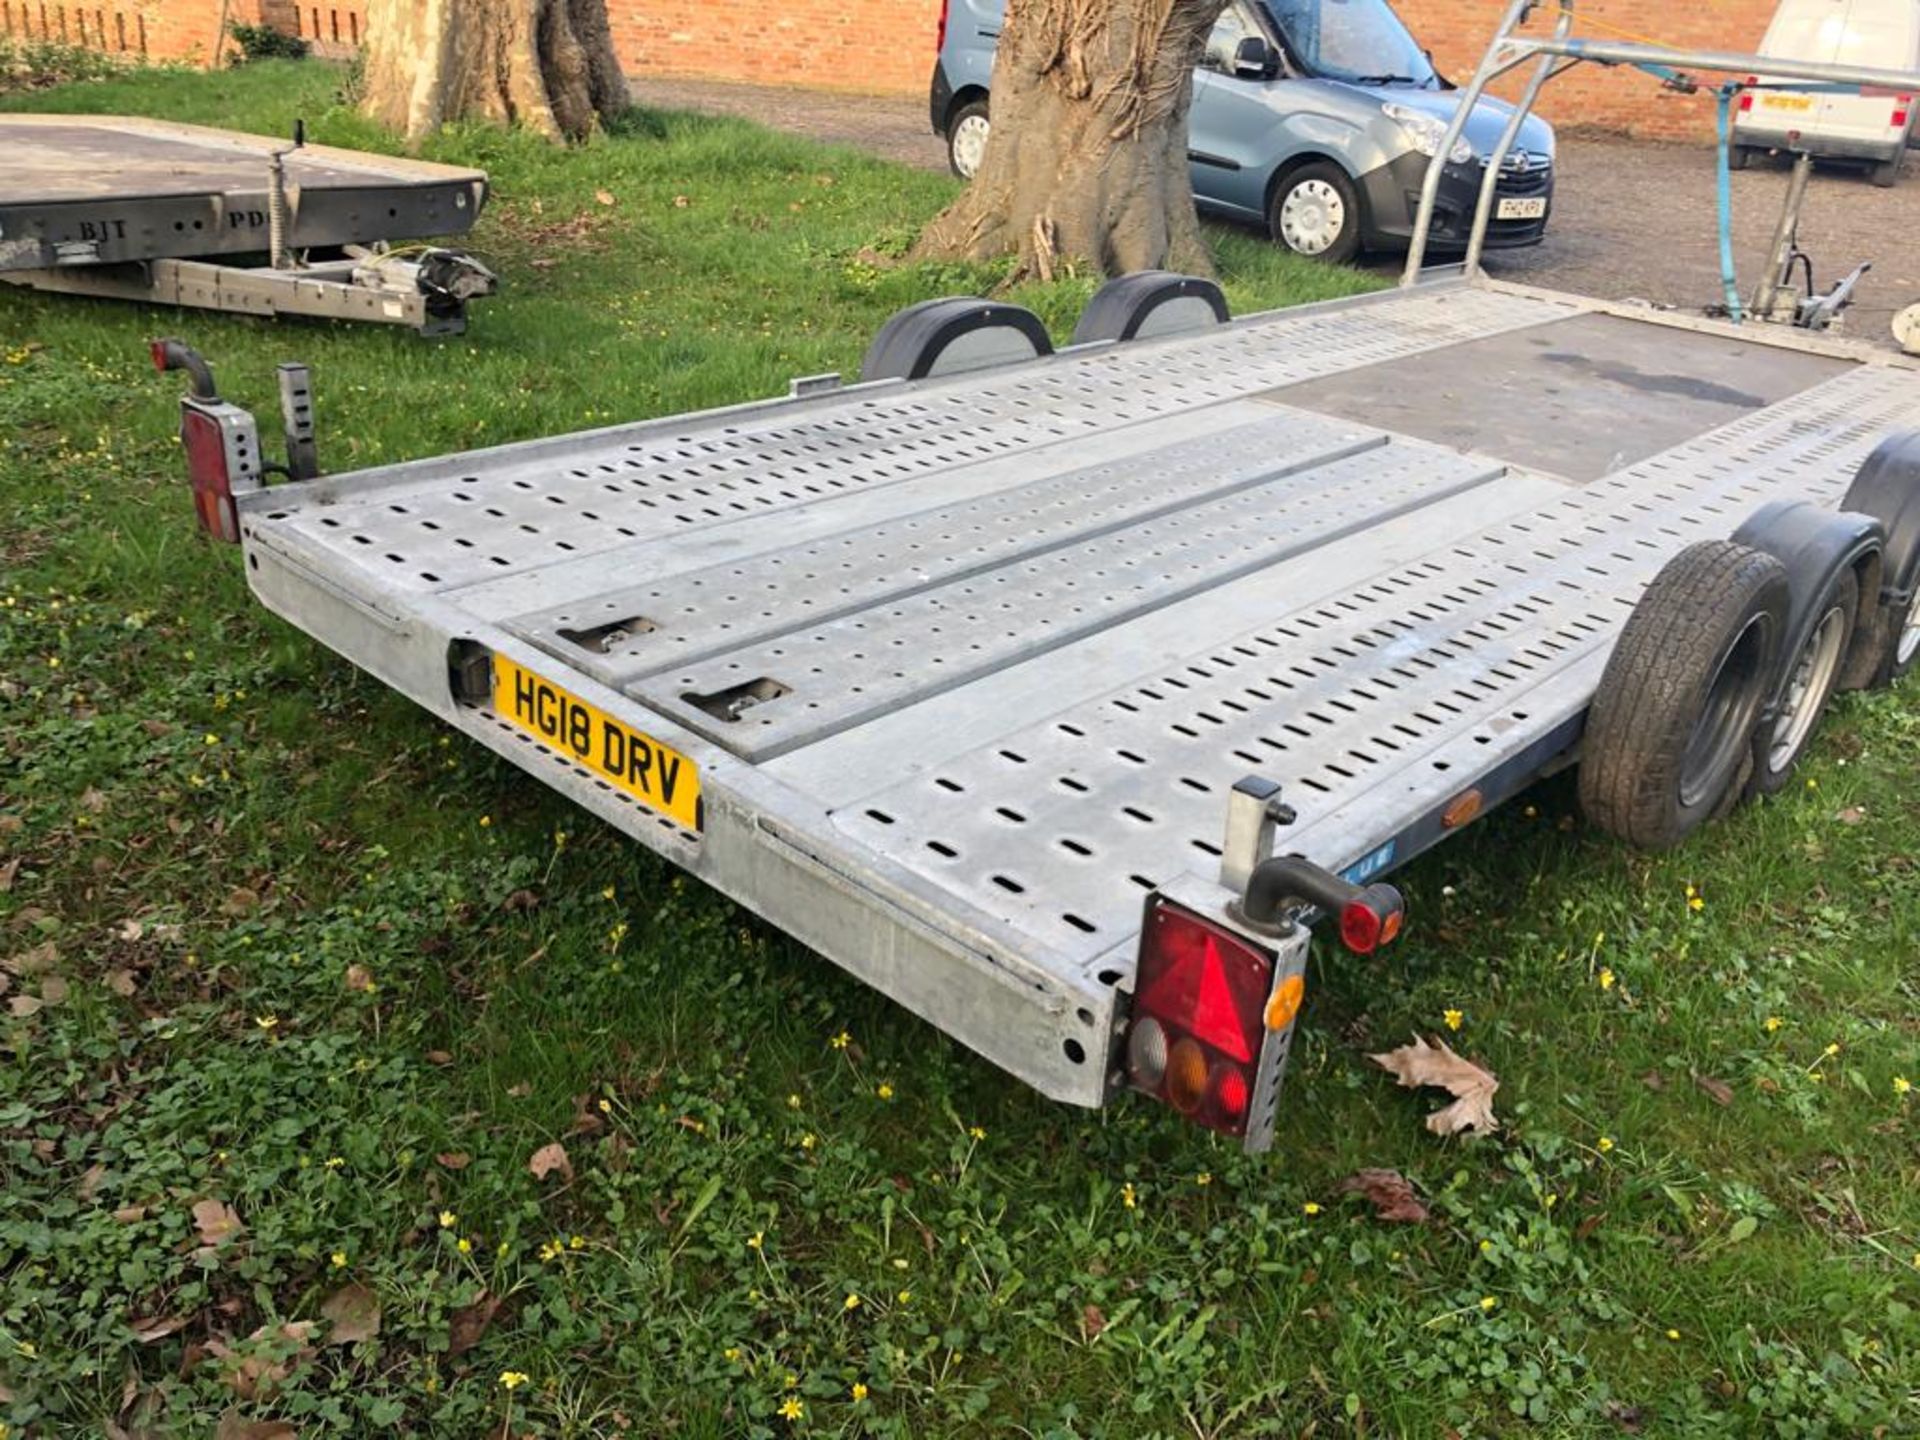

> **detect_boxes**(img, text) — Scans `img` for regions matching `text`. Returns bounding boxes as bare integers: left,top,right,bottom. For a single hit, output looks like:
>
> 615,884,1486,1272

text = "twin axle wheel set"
860,273,1920,855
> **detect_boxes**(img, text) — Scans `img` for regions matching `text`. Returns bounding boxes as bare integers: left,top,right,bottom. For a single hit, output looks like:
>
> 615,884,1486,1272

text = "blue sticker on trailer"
1341,842,1397,885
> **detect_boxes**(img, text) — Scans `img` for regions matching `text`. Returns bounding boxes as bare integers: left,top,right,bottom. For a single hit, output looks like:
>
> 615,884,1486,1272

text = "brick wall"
610,0,944,94
74,0,1775,140
1399,0,1774,140
0,0,360,62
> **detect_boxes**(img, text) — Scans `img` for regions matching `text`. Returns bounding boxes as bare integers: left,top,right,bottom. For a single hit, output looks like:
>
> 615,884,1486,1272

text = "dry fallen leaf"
319,1283,381,1345
447,1291,502,1356
435,1151,471,1171
343,965,375,994
425,1050,454,1066
39,975,69,1005
214,1411,297,1440
221,887,260,917
1081,1303,1106,1340
104,969,138,998
1369,1034,1500,1136
1337,1168,1431,1223
113,1205,147,1224
0,858,17,894
80,786,110,814
594,188,616,206
672,193,691,208
1835,806,1866,825
113,918,144,942
528,1141,573,1183
6,940,56,975
1693,1072,1734,1108
9,995,42,1018
129,1314,191,1344
192,1199,244,1247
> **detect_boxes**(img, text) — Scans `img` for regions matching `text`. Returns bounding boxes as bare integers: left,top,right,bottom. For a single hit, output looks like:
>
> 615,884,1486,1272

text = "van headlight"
1384,103,1476,166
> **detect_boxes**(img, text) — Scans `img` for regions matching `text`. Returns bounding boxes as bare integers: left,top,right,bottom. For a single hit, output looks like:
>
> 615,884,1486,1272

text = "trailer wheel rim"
1279,180,1346,256
1898,598,1920,668
951,114,991,179
1678,613,1770,808
1766,601,1848,773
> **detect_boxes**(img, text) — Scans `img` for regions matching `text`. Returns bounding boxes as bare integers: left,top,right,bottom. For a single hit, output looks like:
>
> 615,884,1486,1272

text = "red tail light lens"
936,0,950,50
181,406,241,543
1739,77,1755,113
1127,900,1276,1136
1895,97,1911,127
1339,884,1406,956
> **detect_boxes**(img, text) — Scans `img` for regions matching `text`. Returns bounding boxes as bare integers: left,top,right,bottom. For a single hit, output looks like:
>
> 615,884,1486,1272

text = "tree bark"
359,0,629,144
915,0,1227,279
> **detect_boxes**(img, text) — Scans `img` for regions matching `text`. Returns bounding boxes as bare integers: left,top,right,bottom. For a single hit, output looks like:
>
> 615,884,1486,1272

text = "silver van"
931,0,1557,262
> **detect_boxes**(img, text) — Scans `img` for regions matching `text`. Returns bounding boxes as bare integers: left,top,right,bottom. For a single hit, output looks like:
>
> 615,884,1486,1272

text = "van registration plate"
1496,196,1547,220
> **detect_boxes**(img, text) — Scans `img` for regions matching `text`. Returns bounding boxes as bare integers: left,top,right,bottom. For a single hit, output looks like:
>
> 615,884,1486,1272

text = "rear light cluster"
1897,96,1912,128
180,406,246,542
1126,900,1279,1137
1739,77,1756,113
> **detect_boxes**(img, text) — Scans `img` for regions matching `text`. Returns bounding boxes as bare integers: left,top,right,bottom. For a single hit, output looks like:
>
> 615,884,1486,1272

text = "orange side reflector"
1442,789,1485,829
1265,973,1306,1032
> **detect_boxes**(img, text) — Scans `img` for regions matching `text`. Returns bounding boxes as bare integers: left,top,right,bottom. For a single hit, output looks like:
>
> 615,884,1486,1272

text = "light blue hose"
1715,85,1743,323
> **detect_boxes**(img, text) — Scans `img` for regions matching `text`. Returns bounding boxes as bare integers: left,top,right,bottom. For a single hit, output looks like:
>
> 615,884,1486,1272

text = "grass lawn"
1,56,1917,1440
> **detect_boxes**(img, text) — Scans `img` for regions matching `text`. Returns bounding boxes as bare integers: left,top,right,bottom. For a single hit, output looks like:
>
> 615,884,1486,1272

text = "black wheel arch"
1731,500,1883,717
942,83,990,135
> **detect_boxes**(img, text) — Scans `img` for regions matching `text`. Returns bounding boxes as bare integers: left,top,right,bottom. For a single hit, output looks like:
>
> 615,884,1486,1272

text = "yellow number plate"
1762,94,1815,111
492,653,703,831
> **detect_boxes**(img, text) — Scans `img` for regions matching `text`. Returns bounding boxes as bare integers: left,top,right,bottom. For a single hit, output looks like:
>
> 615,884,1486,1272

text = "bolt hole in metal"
1767,602,1848,772
1679,614,1770,808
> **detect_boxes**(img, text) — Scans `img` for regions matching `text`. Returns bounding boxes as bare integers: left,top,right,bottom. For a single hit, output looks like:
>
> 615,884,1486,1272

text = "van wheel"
1729,143,1760,171
947,101,991,180
1870,149,1905,188
1269,163,1362,264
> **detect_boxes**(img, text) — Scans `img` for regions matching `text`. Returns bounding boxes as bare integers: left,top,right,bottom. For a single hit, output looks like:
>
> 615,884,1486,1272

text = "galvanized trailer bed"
0,115,493,332
217,278,1920,1118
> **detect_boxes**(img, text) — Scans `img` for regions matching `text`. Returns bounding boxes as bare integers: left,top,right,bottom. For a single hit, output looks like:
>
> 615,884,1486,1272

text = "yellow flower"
1480,1296,1498,1311
851,1382,869,1402
330,1251,348,1268
787,1093,802,1109
325,1156,344,1169
778,1397,805,1421
254,1014,279,1031
1302,1201,1320,1215
876,1082,894,1101
896,1289,912,1304
830,1030,851,1050
1666,1328,1681,1341
569,1235,585,1250
800,1132,817,1150
1121,1182,1136,1210
479,815,492,828
457,1237,473,1254
599,1097,613,1113
1443,1008,1463,1031
843,1292,862,1311
1598,967,1616,991
1478,1238,1492,1253
601,885,616,900
439,1210,458,1229
747,1231,764,1250
1765,1016,1784,1033
538,1239,563,1262
968,1125,986,1141
499,1371,529,1390
1823,1042,1841,1057
1597,1136,1615,1153
723,1346,742,1362
1196,1172,1212,1187
1895,1076,1912,1096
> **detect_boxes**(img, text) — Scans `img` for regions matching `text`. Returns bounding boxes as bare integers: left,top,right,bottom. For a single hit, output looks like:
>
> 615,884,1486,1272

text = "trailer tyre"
1580,541,1790,850
1837,429,1920,690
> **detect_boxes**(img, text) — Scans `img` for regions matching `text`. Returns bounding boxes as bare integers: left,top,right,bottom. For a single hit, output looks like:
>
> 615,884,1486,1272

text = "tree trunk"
359,0,629,144
915,0,1227,279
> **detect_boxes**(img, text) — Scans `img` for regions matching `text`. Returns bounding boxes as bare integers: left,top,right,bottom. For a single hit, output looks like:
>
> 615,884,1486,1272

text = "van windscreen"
1260,0,1438,86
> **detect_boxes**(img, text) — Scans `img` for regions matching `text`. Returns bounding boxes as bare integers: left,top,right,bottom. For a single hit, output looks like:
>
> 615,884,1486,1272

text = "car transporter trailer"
158,9,1920,1151
0,115,496,334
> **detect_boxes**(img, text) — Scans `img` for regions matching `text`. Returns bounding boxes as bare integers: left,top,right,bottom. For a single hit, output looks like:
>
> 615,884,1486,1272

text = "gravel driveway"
641,75,1920,347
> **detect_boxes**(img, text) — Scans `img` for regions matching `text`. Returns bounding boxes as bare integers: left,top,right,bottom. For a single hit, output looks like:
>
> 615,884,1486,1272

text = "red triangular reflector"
1136,927,1257,1065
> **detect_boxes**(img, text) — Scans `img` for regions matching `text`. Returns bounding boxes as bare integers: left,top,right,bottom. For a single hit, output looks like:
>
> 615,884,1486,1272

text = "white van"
1732,0,1919,185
